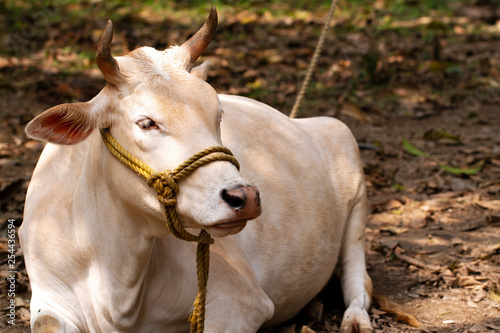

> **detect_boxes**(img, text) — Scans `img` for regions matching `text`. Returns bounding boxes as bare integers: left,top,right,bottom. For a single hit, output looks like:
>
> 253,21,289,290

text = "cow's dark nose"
221,185,261,219
221,188,246,210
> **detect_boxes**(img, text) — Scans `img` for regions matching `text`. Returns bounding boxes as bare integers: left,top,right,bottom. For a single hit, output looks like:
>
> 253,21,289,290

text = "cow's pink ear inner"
26,103,96,145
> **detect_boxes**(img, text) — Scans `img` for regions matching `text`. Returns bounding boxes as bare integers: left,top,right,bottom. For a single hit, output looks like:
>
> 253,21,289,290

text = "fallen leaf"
427,60,461,73
469,323,487,332
424,129,461,142
300,326,316,333
474,200,500,211
467,300,478,308
370,307,387,315
380,226,408,235
488,290,500,303
451,274,483,287
235,10,259,25
485,323,500,330
430,191,463,199
371,199,403,213
438,311,453,317
402,138,430,157
439,160,485,175
384,199,403,211
340,102,372,123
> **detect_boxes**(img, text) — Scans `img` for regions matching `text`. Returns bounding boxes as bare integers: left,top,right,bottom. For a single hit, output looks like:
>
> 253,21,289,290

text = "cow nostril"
221,188,246,210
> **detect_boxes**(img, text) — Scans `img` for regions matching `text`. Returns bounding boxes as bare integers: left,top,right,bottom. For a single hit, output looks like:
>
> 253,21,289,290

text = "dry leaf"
380,226,408,235
467,299,478,308
488,290,500,303
474,200,500,211
340,102,372,123
300,326,316,333
451,274,483,287
383,199,403,210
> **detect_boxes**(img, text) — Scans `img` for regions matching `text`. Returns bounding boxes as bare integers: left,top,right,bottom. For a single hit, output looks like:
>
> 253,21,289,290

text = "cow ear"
191,61,210,81
25,102,97,145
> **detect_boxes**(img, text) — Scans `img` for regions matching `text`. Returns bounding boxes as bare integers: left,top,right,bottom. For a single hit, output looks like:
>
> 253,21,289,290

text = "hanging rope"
289,0,339,118
100,128,239,332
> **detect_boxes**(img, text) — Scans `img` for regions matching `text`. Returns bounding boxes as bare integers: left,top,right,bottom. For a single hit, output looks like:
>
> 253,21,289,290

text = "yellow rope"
100,128,155,179
289,0,338,118
100,129,239,332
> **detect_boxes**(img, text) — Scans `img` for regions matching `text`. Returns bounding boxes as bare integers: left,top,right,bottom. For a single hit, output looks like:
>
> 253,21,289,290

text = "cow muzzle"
206,184,261,237
221,184,261,218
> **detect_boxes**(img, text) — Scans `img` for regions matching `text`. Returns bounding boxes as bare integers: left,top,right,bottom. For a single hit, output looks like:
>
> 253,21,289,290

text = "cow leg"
339,195,373,333
32,310,66,333
202,241,275,333
204,295,274,333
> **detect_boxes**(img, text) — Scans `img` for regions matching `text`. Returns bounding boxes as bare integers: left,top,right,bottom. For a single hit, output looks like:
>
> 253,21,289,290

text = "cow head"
25,8,261,238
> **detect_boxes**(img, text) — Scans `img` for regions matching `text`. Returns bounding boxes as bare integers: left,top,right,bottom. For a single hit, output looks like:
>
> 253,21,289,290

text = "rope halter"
99,128,240,332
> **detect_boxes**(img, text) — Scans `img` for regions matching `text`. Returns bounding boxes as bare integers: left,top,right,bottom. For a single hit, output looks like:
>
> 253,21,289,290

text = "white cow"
21,8,373,333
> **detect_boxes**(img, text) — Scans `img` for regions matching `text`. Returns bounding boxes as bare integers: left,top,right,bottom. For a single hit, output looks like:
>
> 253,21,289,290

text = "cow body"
21,9,372,333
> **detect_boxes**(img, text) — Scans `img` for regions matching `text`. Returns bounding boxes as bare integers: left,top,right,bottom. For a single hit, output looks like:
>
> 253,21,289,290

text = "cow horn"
96,20,122,86
180,7,218,64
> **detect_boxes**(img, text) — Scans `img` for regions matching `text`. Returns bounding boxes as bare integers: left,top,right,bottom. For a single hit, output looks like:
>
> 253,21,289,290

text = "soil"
0,2,499,332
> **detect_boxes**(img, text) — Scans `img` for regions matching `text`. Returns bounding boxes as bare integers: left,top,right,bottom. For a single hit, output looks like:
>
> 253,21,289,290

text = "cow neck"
99,128,240,333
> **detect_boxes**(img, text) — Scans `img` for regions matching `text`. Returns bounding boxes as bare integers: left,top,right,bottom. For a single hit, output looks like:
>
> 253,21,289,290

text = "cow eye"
137,118,159,130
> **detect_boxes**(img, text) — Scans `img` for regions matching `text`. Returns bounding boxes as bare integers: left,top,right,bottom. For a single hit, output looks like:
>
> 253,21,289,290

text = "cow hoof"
339,306,373,333
33,311,66,333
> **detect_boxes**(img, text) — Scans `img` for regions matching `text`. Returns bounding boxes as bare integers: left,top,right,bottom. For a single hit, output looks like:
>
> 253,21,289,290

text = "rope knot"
147,172,179,207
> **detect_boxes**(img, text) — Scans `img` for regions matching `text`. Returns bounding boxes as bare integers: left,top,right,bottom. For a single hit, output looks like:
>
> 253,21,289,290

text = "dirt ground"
1,2,499,332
